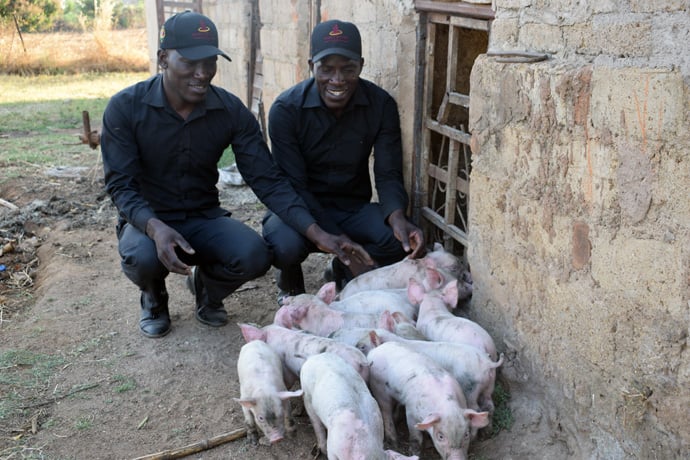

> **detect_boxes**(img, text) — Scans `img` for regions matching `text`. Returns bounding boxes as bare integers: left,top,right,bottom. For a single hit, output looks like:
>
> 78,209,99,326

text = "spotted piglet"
367,342,489,460
233,340,303,445
300,352,418,460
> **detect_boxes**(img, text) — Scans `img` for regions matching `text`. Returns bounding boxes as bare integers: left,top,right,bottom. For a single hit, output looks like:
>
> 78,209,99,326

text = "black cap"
159,11,231,62
310,19,362,63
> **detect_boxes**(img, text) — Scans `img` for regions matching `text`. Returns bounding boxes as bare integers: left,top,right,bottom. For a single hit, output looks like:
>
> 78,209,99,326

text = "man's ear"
157,49,168,70
308,59,314,73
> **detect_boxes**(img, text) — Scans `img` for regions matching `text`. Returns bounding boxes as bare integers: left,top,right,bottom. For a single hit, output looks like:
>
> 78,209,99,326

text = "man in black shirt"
263,19,426,302
101,12,365,337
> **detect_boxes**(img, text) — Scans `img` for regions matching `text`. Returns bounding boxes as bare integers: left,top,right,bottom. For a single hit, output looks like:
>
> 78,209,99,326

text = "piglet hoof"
258,436,273,447
286,418,298,433
246,429,259,445
409,440,423,457
310,443,323,459
291,404,305,416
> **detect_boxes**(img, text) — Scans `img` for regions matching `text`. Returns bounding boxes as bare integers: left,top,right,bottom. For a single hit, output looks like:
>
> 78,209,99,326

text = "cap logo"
191,19,214,42
197,19,211,33
323,24,349,45
159,26,166,44
329,25,343,37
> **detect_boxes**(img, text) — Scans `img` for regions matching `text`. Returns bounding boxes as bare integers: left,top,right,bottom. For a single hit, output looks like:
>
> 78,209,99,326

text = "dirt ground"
0,163,571,459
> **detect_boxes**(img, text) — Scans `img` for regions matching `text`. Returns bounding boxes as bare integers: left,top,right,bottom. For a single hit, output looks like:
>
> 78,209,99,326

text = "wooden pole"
12,13,26,53
132,427,247,460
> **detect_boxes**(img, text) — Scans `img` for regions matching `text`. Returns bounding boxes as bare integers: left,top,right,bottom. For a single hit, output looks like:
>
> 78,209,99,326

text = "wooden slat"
427,164,469,195
421,207,469,246
444,140,460,227
414,0,495,20
449,15,491,31
425,119,472,144
448,91,470,108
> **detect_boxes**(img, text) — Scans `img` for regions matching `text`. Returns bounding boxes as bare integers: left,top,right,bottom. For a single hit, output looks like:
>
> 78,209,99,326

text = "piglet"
377,335,503,415
274,294,394,337
338,243,471,299
300,352,418,460
367,342,489,459
316,281,419,320
233,341,303,445
238,323,370,386
329,327,390,355
413,278,498,361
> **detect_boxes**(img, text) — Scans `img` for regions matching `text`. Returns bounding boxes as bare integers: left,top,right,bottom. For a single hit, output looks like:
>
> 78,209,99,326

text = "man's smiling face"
310,54,363,116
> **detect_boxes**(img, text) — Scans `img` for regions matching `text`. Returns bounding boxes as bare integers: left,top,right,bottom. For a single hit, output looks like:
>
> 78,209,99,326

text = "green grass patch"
0,349,66,420
489,381,513,434
0,72,242,178
0,72,147,183
112,374,136,393
75,415,94,430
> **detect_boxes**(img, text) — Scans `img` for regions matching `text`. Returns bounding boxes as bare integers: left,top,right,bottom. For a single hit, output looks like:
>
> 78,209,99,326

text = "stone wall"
469,1,689,457
145,1,690,456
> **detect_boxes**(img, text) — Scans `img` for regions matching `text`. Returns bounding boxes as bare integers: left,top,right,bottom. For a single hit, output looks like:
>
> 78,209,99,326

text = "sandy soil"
0,166,570,459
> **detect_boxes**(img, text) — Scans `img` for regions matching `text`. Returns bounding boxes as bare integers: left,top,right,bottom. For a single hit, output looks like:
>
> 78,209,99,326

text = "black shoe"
139,287,170,338
187,267,228,327
323,258,349,291
277,288,304,307
276,268,305,307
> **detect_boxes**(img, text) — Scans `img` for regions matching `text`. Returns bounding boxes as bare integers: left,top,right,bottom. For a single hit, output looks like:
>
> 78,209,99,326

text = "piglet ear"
379,310,395,331
424,267,444,290
441,279,459,308
369,330,383,347
234,397,257,408
238,323,265,342
415,413,441,430
316,281,337,304
464,409,490,428
407,278,425,304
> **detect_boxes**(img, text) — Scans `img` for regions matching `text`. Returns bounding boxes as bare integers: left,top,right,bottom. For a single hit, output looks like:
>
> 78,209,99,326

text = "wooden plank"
425,119,472,144
428,164,469,195
449,15,490,31
421,207,469,246
444,140,460,228
414,0,495,20
419,18,437,226
448,91,470,108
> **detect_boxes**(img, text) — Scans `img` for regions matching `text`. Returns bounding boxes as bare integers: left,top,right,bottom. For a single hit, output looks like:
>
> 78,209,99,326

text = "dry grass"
0,26,149,75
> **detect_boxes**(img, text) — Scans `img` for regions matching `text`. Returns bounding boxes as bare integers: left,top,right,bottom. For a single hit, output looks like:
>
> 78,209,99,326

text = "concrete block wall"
469,1,689,457
204,0,418,191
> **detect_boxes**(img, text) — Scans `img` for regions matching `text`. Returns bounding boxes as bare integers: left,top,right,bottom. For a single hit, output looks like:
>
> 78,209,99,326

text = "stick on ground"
132,427,247,460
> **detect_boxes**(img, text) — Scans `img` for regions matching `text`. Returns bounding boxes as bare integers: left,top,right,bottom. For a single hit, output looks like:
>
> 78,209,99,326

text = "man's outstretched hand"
388,209,426,259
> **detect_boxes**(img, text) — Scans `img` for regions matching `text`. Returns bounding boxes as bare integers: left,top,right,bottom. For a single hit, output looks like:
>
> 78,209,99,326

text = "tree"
0,0,62,32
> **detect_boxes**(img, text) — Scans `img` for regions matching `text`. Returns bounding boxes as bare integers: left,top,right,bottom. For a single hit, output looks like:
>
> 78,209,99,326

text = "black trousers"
261,203,407,292
117,215,272,302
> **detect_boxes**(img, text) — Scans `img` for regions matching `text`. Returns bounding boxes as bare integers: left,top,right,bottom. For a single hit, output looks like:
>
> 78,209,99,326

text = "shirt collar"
142,74,224,111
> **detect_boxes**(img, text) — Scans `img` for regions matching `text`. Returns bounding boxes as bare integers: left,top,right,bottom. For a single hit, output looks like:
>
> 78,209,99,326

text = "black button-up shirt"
268,77,409,227
101,74,313,234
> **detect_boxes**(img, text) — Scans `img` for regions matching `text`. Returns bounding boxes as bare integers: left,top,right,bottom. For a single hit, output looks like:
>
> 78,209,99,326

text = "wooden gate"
413,1,493,255
154,0,203,31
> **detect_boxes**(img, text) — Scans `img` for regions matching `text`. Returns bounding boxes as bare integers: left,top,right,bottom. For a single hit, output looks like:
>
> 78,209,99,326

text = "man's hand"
305,223,375,276
387,209,426,259
145,218,195,275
